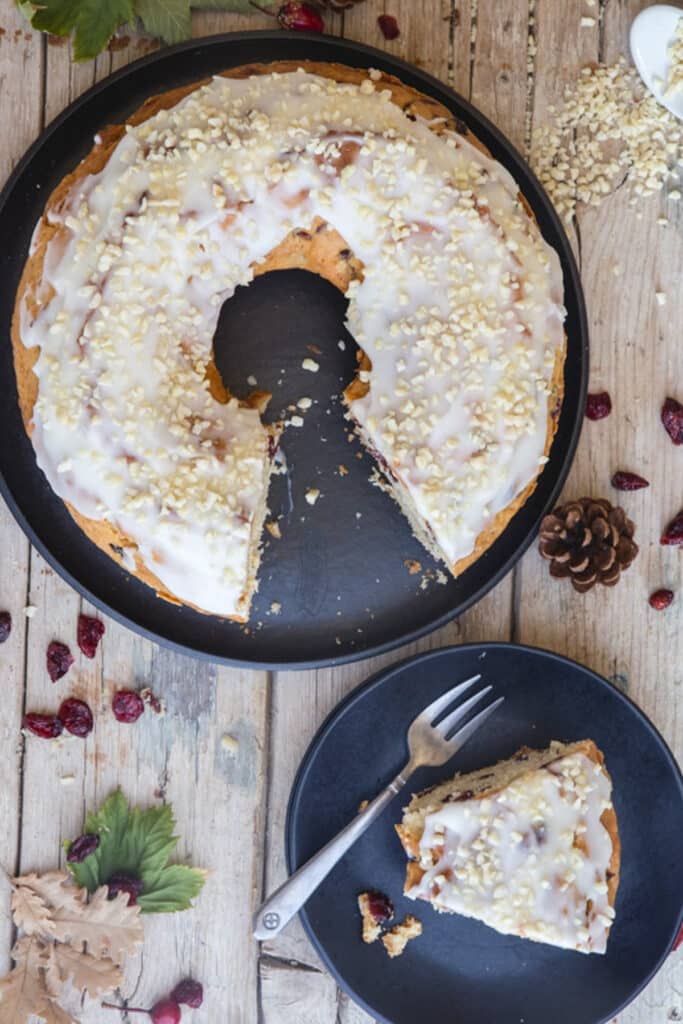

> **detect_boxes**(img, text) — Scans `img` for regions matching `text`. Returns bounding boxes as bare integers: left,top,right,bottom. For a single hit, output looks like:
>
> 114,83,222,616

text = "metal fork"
253,673,503,941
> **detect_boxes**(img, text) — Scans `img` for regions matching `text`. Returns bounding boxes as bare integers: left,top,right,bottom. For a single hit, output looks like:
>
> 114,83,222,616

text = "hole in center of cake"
212,268,359,425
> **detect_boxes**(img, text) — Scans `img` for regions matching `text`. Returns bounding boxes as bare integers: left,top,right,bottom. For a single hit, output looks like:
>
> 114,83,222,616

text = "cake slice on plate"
396,740,620,954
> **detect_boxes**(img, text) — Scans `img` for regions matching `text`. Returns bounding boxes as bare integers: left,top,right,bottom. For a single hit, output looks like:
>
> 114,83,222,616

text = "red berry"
674,923,683,951
378,13,400,39
250,1,324,31
649,589,674,611
77,614,105,658
58,698,94,738
611,470,649,491
24,712,63,739
0,611,11,644
107,873,144,905
661,396,683,445
47,641,74,682
150,999,181,1024
585,391,612,420
112,690,145,723
171,979,203,1009
661,509,683,546
67,833,100,863
366,891,394,925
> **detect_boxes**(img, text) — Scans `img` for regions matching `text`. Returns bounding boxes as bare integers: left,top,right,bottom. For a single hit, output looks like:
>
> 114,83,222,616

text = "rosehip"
150,1000,181,1024
250,1,324,31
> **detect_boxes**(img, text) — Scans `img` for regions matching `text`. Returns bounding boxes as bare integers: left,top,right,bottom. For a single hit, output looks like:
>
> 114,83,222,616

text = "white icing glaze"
408,753,615,953
19,69,565,616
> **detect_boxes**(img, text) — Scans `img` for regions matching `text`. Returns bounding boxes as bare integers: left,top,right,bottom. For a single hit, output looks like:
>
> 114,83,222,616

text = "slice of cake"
396,740,620,954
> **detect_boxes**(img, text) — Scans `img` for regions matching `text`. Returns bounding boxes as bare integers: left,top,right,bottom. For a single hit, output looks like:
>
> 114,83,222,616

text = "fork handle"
253,762,413,941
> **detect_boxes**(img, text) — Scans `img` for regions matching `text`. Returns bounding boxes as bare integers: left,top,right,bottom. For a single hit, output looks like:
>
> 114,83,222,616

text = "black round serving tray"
0,31,588,669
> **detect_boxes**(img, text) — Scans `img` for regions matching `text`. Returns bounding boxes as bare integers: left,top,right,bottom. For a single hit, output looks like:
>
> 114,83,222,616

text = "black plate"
0,33,588,669
286,644,683,1024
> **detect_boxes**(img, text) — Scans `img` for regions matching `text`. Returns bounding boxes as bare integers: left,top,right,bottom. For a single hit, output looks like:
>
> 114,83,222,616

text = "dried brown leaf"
11,886,54,939
0,937,49,1023
38,996,75,1024
46,943,122,999
13,873,85,915
51,888,143,964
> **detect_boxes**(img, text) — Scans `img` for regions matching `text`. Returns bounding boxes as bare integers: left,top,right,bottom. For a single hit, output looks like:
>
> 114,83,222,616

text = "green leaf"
26,0,135,61
135,0,191,44
65,790,205,914
192,0,257,11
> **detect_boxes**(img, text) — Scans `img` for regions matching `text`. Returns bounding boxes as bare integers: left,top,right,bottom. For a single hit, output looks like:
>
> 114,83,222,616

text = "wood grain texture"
0,2,681,1023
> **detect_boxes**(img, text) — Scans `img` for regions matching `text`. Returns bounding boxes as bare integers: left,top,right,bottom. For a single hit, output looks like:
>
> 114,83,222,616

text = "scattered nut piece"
305,488,320,506
270,601,282,615
246,374,258,387
381,915,423,958
338,464,349,476
302,358,319,373
297,396,312,410
655,290,667,306
289,415,304,427
24,605,37,619
265,520,282,539
221,734,239,755
404,559,422,575
580,16,596,27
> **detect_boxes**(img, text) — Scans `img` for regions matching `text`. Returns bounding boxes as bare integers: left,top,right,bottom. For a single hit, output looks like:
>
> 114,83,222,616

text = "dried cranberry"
171,979,204,1009
585,391,612,421
674,923,683,951
378,13,400,39
250,1,324,32
107,872,144,905
77,614,105,658
661,396,683,445
611,470,649,491
0,611,11,644
150,1001,181,1024
24,713,63,739
58,698,93,738
47,641,74,682
112,690,145,723
67,833,100,863
661,509,683,546
649,589,674,610
366,890,394,925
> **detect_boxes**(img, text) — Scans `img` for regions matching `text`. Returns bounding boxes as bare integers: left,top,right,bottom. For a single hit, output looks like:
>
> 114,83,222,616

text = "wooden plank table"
0,1,681,1020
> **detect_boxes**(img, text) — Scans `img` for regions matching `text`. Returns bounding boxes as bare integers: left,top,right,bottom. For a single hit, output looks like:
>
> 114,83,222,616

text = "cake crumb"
338,464,349,476
305,488,320,506
358,798,369,813
338,339,346,351
358,891,394,944
302,358,319,372
24,605,37,618
381,915,422,958
297,396,312,410
221,734,239,755
265,520,282,539
436,570,448,585
404,559,422,575
140,687,165,715
289,415,304,427
270,601,282,615
246,374,258,387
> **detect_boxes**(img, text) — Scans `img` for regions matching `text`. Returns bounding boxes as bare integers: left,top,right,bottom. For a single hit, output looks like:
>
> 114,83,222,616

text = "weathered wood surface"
0,1,680,1021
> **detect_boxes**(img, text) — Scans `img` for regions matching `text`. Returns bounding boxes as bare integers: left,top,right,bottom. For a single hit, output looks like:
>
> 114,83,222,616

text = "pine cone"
538,498,638,593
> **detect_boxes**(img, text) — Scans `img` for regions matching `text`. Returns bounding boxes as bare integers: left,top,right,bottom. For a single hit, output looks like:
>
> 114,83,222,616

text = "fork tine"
434,685,492,737
418,674,481,725
446,696,505,749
